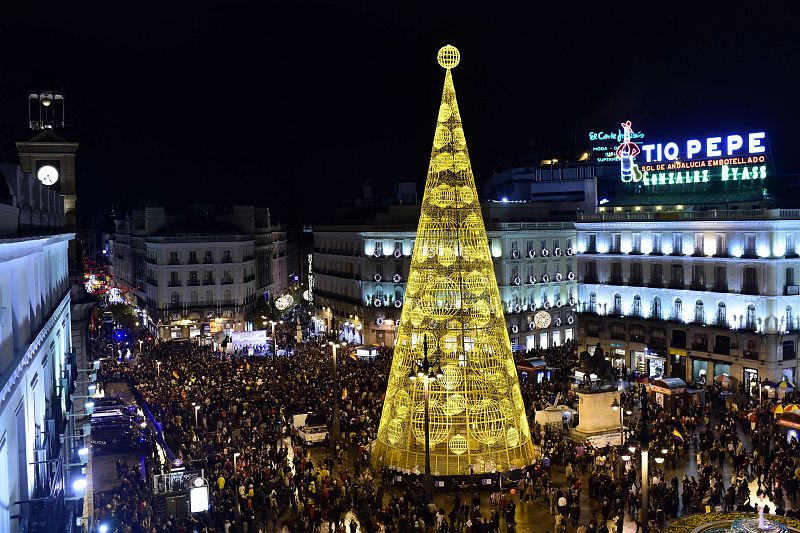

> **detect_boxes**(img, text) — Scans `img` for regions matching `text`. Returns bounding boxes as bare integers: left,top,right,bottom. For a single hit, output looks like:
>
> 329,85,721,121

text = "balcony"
691,342,708,352
187,257,199,265
742,249,758,259
146,257,157,265
221,256,234,264
221,278,234,285
649,337,666,349
668,280,685,290
168,280,181,287
243,254,255,262
580,304,598,315
610,331,626,341
743,351,759,361
146,278,158,286
608,276,623,285
243,274,256,283
710,284,728,293
187,280,200,286
690,282,706,291
583,274,599,284
610,305,624,316
203,278,216,285
647,279,664,289
714,344,731,356
168,259,181,265
628,278,644,287
203,258,215,264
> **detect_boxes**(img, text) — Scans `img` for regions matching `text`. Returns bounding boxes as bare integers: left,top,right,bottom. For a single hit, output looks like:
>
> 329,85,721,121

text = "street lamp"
193,403,200,428
639,385,651,533
156,361,162,379
407,335,443,503
329,342,341,453
611,397,625,480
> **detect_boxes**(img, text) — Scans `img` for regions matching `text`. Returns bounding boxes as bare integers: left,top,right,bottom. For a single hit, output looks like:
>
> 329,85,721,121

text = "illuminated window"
672,233,683,255
651,297,662,319
672,299,683,321
746,304,756,330
611,233,621,253
613,294,622,315
652,233,662,254
632,233,641,254
716,303,726,326
632,296,642,317
694,301,705,324
694,233,704,256
787,306,794,331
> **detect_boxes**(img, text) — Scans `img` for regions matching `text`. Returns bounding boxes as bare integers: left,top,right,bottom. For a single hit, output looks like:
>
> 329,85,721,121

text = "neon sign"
615,121,640,179
589,125,645,163
641,132,766,163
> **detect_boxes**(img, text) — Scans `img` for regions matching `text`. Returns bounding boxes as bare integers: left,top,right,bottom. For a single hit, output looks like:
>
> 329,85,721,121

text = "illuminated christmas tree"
373,45,536,477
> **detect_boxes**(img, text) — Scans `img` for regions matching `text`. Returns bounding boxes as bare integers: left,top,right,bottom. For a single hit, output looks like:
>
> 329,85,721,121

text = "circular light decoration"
374,273,383,282
568,297,576,306
387,419,404,445
471,399,504,445
554,317,562,327
568,272,575,281
512,276,521,286
528,321,535,331
555,272,563,282
37,165,59,185
555,247,562,257
412,400,449,445
567,315,575,325
529,275,537,285
449,434,468,455
511,248,520,259
393,248,403,258
275,295,292,311
542,248,549,257
376,316,385,326
533,310,552,329
440,366,463,392
556,298,563,307
513,303,521,313
510,324,519,334
393,273,402,283
542,274,549,283
108,287,124,304
394,299,402,308
374,298,383,307
567,247,574,256
373,248,383,258
528,249,536,258
437,44,460,69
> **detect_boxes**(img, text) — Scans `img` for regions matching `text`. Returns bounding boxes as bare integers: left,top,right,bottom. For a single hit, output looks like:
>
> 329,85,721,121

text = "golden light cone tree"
373,45,536,476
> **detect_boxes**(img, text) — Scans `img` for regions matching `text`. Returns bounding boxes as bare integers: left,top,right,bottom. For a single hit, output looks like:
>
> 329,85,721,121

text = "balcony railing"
168,280,181,287
203,279,216,285
741,284,759,295
691,343,708,351
221,278,234,285
187,280,200,286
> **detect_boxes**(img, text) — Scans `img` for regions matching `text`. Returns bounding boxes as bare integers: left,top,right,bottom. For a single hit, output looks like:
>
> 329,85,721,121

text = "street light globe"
661,448,669,454
72,477,87,491
99,524,109,533
621,454,631,462
654,456,665,464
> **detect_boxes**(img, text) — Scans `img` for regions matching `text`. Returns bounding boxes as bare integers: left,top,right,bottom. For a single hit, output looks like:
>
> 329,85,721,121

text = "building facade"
576,208,800,392
111,206,288,339
314,204,578,348
0,165,73,533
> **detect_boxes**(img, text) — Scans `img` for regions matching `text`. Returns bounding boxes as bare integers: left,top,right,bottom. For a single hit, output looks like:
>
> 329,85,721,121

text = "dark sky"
1,2,798,225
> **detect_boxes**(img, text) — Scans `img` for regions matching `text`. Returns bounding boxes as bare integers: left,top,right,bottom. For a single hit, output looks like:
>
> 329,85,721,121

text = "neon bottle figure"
616,120,641,182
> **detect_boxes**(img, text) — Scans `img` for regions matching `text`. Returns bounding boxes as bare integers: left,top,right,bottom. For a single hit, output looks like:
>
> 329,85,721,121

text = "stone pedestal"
570,389,623,445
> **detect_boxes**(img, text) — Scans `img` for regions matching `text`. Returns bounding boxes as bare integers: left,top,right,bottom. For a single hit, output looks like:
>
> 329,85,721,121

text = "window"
743,267,758,294
204,251,214,263
611,233,621,253
672,233,683,254
170,271,180,286
610,262,623,283
170,292,180,305
189,251,198,264
374,242,384,255
223,250,233,263
205,290,214,303
784,340,796,361
511,241,518,254
610,322,626,341
223,270,233,284
223,289,232,302
744,234,756,256
553,239,560,250
588,292,597,313
630,263,643,284
787,306,794,331
746,304,757,330
632,233,641,254
692,265,705,288
670,264,684,287
613,293,622,315
672,298,683,321
188,271,198,285
715,234,726,256
714,266,727,290
584,261,597,282
566,238,573,251
526,240,534,253
694,300,705,324
632,295,642,317
692,332,708,350
190,290,198,304
650,263,663,286
694,233,704,255
587,234,597,252
169,251,179,264
787,234,796,257
651,297,662,319
716,303,726,326
787,267,795,287
652,233,662,254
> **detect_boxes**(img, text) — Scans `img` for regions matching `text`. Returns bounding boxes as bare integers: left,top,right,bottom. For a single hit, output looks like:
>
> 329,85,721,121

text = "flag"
342,387,348,400
673,428,684,442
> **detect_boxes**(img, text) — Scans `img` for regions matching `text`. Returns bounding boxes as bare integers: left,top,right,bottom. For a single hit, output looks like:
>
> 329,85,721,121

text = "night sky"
0,2,798,226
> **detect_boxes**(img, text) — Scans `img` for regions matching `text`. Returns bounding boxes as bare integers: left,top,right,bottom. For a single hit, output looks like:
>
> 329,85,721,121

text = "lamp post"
156,361,161,379
611,397,624,479
639,385,651,533
329,342,341,454
193,403,200,428
408,335,443,503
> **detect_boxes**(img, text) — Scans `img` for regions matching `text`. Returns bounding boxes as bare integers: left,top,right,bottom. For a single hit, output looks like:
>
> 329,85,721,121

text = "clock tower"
16,89,78,227
16,89,79,259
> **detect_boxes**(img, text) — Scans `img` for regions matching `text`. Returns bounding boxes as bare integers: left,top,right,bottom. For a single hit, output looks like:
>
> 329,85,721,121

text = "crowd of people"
89,312,800,533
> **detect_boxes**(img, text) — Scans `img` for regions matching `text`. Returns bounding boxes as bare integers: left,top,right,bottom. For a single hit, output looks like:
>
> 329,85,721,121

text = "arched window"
716,303,726,325
786,306,794,331
190,290,198,304
694,300,705,324
746,304,756,329
613,294,622,315
170,292,180,306
589,292,597,313
632,295,642,317
651,296,662,319
223,289,232,303
673,298,683,321
205,290,214,303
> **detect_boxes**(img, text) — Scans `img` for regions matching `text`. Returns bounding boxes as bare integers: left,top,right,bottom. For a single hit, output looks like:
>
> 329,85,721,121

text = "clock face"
533,310,552,330
37,165,59,185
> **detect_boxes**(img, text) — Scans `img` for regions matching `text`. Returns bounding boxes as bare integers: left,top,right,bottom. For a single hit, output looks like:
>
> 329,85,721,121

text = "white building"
0,164,73,533
111,206,288,339
576,208,800,391
314,204,578,348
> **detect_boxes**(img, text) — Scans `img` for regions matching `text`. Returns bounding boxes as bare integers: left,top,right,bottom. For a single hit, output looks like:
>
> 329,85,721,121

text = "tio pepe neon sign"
641,132,766,163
